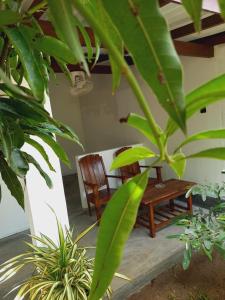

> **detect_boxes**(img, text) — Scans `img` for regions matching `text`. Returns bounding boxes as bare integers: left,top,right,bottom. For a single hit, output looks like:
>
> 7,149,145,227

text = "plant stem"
0,36,9,68
73,0,164,157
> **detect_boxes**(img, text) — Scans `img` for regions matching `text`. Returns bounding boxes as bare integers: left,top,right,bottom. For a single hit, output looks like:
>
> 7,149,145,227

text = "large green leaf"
25,136,55,172
187,148,225,160
127,113,162,146
175,129,225,153
0,10,21,26
4,27,45,101
22,152,52,188
102,0,186,131
111,146,155,170
167,74,225,136
89,171,148,300
0,156,24,208
182,0,203,31
48,0,88,73
169,152,186,178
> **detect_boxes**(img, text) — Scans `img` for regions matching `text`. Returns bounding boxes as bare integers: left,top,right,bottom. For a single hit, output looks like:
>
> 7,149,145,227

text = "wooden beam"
159,0,171,7
52,60,112,74
194,31,225,45
174,40,214,57
171,14,224,39
38,21,214,58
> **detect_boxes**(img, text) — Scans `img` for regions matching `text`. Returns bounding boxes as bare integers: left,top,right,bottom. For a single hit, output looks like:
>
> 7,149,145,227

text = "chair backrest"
79,154,109,194
115,147,141,179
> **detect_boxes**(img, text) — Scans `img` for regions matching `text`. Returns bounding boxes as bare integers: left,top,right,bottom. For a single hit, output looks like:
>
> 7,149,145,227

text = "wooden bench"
137,179,195,238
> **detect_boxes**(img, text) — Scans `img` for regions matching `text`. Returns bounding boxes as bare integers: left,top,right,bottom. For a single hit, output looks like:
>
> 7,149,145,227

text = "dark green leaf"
26,28,77,64
102,0,186,131
29,132,70,167
167,74,225,136
175,129,225,152
48,0,88,73
0,10,21,26
25,136,55,172
169,152,186,178
111,146,155,170
183,246,192,270
89,171,148,300
182,0,203,31
187,148,225,161
10,149,29,176
0,156,24,208
4,27,45,101
22,152,52,188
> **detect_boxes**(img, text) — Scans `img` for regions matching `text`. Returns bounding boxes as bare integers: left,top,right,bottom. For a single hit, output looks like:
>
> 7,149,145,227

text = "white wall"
49,74,86,175
0,178,28,239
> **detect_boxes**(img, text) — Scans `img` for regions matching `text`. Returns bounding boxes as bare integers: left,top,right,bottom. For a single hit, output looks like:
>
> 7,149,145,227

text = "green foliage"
169,183,225,270
89,171,148,300
111,146,155,170
102,0,186,132
2,0,225,298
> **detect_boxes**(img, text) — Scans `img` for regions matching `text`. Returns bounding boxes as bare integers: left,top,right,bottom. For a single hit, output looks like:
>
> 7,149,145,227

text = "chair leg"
95,205,101,221
87,201,92,216
149,204,156,238
187,194,193,214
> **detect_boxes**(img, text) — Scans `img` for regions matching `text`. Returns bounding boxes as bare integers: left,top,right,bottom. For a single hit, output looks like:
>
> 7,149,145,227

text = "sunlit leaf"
169,152,186,178
175,129,225,153
187,147,225,161
127,113,162,146
111,146,155,170
89,171,148,300
102,0,186,131
167,74,225,136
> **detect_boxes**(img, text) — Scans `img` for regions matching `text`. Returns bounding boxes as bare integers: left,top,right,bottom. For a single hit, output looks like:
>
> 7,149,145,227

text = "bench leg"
187,194,193,214
149,204,156,238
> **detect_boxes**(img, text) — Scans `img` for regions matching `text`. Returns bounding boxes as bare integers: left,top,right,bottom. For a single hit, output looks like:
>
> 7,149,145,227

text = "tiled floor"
0,174,186,299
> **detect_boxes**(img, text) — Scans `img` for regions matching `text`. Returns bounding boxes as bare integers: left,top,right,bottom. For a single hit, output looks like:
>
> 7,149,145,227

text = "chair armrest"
140,166,162,181
83,181,99,199
106,174,126,183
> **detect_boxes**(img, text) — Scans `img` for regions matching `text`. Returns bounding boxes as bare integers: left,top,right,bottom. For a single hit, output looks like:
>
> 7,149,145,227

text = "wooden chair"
79,154,124,221
115,146,162,186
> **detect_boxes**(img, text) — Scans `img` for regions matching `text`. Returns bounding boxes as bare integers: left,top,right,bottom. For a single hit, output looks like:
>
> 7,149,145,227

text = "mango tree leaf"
111,146,155,170
4,27,45,101
10,149,29,177
0,156,24,208
175,129,225,153
0,10,21,26
22,152,52,188
169,152,186,178
182,0,203,32
89,171,149,300
167,74,225,136
127,113,162,146
218,0,225,19
28,131,70,167
48,0,89,74
24,136,55,172
187,148,225,160
102,0,186,131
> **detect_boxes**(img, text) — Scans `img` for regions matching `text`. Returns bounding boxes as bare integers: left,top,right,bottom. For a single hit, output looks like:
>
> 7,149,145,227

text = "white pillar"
24,97,69,243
